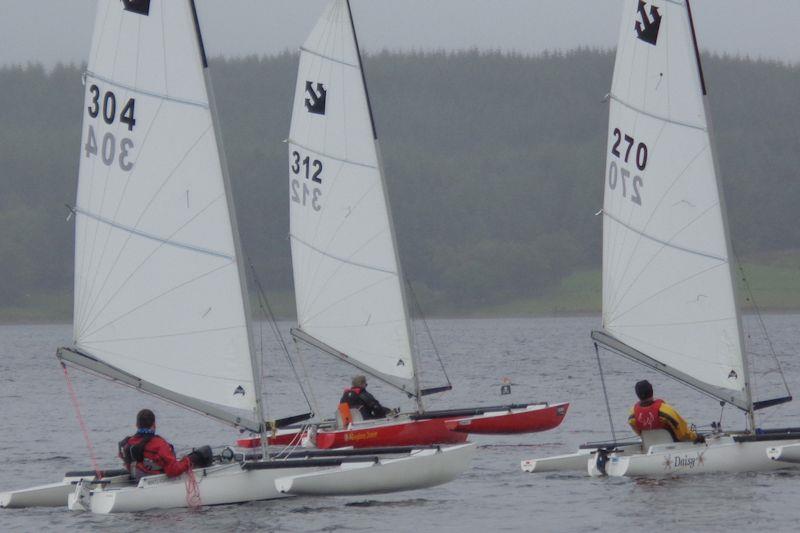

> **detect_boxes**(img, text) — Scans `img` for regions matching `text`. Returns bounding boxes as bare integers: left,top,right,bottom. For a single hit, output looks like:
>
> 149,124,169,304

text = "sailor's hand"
390,407,401,418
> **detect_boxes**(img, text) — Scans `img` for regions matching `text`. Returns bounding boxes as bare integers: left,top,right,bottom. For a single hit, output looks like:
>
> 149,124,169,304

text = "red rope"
184,466,202,509
61,362,102,479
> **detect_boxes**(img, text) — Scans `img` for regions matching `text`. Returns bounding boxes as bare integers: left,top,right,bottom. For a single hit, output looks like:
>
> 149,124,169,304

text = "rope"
406,279,451,387
61,362,102,479
184,466,202,509
248,260,314,414
594,343,617,443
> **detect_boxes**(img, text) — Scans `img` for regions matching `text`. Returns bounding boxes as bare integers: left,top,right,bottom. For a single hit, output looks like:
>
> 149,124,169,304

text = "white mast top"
288,0,416,394
599,0,748,409
71,0,259,420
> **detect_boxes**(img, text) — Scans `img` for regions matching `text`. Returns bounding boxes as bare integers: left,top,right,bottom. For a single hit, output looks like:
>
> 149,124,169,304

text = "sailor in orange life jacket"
118,409,213,479
628,380,706,443
340,375,397,420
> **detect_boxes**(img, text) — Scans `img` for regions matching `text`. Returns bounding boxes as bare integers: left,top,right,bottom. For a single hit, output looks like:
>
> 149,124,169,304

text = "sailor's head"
352,375,367,388
635,380,653,401
136,408,156,429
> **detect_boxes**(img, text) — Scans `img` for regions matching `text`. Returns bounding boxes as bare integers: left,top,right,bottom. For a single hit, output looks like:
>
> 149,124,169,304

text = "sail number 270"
608,128,648,206
290,150,322,211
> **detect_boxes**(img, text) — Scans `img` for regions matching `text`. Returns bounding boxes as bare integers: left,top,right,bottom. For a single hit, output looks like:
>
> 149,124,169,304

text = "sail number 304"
290,150,322,211
608,128,647,206
84,84,136,172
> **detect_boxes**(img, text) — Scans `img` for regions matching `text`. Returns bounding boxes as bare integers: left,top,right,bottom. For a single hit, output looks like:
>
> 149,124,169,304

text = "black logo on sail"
121,0,151,16
305,82,327,115
233,385,246,396
635,0,662,46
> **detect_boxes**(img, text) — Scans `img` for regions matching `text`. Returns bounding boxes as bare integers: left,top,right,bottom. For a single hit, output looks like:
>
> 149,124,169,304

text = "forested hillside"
1,50,799,319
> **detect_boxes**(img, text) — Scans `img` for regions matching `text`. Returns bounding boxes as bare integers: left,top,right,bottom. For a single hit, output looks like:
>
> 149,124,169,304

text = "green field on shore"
4,255,799,324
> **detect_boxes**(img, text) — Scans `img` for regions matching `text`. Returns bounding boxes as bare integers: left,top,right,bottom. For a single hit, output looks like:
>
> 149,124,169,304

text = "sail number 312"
84,84,136,172
290,150,322,211
608,128,647,206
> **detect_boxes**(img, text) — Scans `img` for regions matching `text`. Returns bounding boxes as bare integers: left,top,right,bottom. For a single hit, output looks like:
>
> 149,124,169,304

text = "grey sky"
1,1,799,67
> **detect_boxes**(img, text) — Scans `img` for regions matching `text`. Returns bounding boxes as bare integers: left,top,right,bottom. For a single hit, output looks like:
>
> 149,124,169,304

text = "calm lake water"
2,316,800,532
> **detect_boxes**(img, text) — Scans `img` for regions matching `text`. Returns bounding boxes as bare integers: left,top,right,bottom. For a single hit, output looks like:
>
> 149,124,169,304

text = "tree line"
1,50,798,314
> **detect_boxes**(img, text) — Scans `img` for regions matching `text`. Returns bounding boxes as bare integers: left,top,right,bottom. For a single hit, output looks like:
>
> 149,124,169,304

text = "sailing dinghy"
522,0,799,477
238,0,568,451
0,0,474,512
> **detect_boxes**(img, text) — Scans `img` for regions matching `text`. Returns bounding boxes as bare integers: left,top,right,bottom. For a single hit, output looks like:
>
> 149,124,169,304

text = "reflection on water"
1,316,799,531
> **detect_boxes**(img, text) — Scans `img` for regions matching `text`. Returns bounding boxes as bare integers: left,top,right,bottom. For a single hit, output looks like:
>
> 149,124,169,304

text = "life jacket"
633,399,665,431
118,433,170,478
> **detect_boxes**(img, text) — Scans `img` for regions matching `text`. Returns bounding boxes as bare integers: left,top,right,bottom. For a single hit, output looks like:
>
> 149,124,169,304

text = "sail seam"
288,139,376,169
603,211,726,262
290,233,397,275
299,46,359,68
74,207,234,260
85,70,209,109
609,93,706,132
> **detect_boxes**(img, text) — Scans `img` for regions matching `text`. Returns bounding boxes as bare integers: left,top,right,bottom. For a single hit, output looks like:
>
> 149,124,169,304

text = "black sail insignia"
635,0,662,45
304,82,327,115
121,0,151,16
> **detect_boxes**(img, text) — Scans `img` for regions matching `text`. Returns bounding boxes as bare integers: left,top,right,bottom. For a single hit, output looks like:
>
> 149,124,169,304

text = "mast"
188,0,268,447
684,0,755,430
344,0,424,411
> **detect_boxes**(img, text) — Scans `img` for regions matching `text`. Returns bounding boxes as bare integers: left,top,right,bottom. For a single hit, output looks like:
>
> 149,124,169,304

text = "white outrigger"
523,0,800,478
1,0,474,513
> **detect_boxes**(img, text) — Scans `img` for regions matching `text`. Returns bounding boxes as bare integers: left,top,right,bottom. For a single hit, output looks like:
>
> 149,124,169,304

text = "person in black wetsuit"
340,375,394,420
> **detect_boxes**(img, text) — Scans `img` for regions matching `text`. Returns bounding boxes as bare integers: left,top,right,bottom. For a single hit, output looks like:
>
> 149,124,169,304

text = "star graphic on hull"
662,454,672,470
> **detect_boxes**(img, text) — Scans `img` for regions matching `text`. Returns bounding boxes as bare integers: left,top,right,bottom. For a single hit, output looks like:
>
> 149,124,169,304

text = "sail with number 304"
287,0,417,395
65,0,261,426
596,0,748,409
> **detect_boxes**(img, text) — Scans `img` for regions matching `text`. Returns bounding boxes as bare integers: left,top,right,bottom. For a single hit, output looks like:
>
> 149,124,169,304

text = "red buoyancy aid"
119,434,190,479
344,387,363,395
633,399,665,431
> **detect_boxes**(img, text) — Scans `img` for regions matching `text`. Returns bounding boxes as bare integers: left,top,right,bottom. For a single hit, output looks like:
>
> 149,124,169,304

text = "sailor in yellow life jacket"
628,380,705,443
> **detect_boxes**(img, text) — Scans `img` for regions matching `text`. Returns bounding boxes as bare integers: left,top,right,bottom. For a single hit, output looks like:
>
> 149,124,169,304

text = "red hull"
445,402,569,434
238,402,569,449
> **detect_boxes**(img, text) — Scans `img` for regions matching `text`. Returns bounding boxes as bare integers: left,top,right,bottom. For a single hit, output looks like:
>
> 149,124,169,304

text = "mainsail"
288,0,417,395
595,0,749,410
63,0,261,429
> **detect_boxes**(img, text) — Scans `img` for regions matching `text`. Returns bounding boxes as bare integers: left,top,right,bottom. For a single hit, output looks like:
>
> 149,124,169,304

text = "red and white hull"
239,402,569,449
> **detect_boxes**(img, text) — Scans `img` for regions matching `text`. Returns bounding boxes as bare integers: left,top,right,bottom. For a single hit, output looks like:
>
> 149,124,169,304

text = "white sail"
600,0,746,406
288,0,415,393
71,0,257,414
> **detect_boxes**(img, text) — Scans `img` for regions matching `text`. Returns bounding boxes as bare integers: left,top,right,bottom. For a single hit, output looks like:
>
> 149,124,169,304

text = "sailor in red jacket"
118,409,212,479
340,375,396,420
628,380,704,443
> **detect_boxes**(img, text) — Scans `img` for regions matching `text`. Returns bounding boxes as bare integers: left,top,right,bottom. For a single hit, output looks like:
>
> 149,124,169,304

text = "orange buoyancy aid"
633,399,665,432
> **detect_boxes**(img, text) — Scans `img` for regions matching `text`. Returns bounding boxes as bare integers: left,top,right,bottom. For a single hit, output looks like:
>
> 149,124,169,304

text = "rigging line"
294,339,321,418
77,120,214,332
407,278,451,386
76,98,166,328
248,260,314,415
606,141,713,317
77,192,231,338
290,234,396,275
61,362,102,479
299,271,395,326
606,200,725,322
608,259,728,326
733,246,791,396
594,343,617,443
80,257,234,340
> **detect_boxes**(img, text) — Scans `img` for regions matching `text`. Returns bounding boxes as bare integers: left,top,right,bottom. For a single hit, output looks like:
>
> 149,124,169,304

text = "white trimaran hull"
2,444,474,512
522,436,800,477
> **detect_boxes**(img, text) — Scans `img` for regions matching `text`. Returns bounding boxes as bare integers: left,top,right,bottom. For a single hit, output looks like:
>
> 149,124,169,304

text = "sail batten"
288,0,415,392
601,0,746,404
